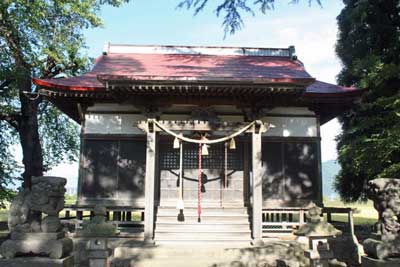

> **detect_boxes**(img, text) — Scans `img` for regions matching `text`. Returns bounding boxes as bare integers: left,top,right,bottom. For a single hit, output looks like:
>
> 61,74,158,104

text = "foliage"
0,122,19,208
0,1,128,201
335,0,400,201
65,194,77,206
178,0,321,36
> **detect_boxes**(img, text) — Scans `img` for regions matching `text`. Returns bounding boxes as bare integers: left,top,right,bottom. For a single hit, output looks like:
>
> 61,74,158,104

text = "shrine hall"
33,44,363,244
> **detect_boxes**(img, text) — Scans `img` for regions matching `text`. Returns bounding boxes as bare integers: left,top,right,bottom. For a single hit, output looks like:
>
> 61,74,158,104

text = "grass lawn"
0,210,8,222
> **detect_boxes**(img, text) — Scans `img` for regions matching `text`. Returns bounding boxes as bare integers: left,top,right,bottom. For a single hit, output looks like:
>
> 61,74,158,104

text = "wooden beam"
137,120,271,133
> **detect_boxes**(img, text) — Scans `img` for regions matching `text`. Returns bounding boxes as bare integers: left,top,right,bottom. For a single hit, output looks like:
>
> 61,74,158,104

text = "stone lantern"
295,204,342,267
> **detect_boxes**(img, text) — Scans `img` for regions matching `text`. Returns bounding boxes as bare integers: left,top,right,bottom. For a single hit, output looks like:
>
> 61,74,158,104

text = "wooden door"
158,141,245,207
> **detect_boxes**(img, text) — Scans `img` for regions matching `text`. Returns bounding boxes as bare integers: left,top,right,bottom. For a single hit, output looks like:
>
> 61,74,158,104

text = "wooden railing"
323,206,356,236
262,206,357,237
262,207,307,236
60,205,144,236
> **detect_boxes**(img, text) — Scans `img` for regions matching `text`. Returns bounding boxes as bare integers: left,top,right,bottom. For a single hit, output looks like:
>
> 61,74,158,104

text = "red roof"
33,45,362,97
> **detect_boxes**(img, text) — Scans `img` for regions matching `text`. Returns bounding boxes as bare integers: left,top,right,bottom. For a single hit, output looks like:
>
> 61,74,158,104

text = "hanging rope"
198,143,202,222
225,142,228,188
176,140,184,210
148,119,270,222
151,119,257,144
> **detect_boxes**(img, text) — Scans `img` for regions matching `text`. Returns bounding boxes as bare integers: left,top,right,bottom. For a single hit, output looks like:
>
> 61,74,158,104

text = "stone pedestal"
0,255,74,267
361,255,400,267
0,232,73,259
304,236,335,267
363,234,400,260
86,238,111,267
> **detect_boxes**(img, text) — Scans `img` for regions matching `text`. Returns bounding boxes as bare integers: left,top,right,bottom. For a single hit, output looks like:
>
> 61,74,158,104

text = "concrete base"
361,255,400,267
0,255,74,267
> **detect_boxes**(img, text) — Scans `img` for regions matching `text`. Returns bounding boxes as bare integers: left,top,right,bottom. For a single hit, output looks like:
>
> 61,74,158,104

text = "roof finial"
289,45,297,60
102,42,110,55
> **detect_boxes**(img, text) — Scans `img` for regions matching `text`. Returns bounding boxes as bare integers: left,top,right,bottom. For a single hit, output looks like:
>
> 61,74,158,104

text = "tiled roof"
33,44,362,97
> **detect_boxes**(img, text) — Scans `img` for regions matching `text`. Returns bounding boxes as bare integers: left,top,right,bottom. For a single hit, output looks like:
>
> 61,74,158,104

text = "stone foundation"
0,233,73,259
361,255,400,267
0,255,74,267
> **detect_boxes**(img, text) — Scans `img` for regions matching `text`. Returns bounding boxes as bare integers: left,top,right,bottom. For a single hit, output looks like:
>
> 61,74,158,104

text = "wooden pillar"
252,122,263,245
348,209,355,236
299,209,305,225
327,212,332,223
316,115,323,206
243,139,249,206
77,210,83,220
144,119,156,241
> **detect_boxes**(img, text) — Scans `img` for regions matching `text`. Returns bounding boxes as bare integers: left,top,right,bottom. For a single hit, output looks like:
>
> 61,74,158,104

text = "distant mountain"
322,160,341,199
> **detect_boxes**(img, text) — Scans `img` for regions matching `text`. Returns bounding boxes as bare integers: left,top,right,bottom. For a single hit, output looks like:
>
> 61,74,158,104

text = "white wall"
84,114,145,134
262,117,318,137
84,105,317,137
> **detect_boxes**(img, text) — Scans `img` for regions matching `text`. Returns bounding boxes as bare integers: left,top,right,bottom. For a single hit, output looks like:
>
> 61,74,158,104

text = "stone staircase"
154,207,252,245
112,244,244,267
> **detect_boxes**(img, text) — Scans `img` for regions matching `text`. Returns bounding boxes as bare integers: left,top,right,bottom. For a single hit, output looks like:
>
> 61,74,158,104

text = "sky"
45,0,345,189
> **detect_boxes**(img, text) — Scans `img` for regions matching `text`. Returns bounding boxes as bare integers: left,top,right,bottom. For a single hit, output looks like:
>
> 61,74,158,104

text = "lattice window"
159,142,243,170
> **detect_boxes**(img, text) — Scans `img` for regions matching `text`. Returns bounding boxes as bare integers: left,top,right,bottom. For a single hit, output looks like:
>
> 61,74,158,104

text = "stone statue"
363,178,400,263
0,176,73,260
367,178,400,236
8,176,65,233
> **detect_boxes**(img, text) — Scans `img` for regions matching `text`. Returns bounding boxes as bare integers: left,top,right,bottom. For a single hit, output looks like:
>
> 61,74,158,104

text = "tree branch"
0,112,21,130
0,78,14,95
0,7,30,69
0,79,13,90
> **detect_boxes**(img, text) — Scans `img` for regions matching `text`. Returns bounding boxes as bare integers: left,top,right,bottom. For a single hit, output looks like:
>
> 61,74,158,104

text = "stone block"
10,232,65,240
89,258,108,267
361,255,400,267
87,250,109,258
0,255,74,267
86,239,108,250
0,237,73,259
276,259,300,267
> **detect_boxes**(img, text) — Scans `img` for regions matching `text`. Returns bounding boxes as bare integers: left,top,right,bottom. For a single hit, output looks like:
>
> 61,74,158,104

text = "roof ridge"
103,43,297,59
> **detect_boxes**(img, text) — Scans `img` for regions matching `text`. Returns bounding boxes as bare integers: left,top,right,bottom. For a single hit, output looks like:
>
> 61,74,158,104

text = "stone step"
155,228,251,233
113,246,241,259
157,207,248,215
154,238,251,246
154,231,250,239
156,215,250,223
111,257,233,267
155,222,250,231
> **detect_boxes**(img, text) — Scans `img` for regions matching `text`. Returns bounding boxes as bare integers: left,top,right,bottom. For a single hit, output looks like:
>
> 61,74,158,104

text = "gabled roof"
34,45,314,89
33,44,362,99
33,53,313,90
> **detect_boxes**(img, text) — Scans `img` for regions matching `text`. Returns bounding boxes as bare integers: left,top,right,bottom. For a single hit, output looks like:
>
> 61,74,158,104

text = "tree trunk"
18,74,44,189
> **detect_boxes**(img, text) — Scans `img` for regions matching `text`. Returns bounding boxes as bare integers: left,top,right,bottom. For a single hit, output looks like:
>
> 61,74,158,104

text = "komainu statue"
8,176,65,233
0,176,73,259
363,178,400,262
